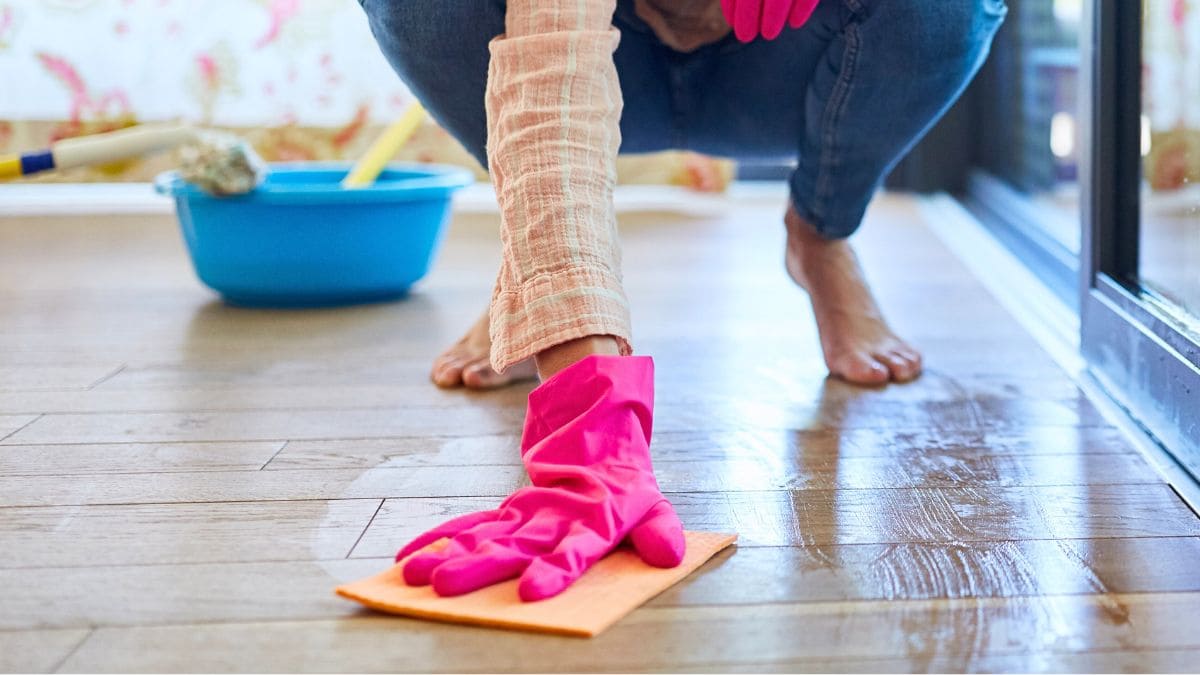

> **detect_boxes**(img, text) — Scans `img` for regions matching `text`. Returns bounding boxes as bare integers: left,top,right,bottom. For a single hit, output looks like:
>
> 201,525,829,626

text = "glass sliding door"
963,0,1084,305
1081,0,1200,478
1140,2,1200,330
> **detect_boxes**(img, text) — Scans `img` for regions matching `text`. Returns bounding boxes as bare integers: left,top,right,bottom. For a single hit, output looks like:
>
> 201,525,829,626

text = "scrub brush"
0,123,266,196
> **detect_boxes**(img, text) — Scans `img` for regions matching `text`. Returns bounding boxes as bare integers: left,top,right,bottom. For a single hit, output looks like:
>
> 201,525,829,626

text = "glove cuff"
521,354,654,451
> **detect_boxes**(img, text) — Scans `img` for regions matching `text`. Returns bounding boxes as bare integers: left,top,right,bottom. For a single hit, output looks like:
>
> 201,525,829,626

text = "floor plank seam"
0,449,1143,477
0,479,1180,510
599,645,1200,673
0,495,387,510
0,464,526,477
0,403,524,417
8,534,1200,573
7,534,1200,572
258,440,291,471
18,589,1200,636
0,414,42,443
0,427,1129,447
84,364,127,391
346,499,386,559
633,590,1200,614
0,452,1155,473
48,626,92,674
0,438,311,448
0,556,397,571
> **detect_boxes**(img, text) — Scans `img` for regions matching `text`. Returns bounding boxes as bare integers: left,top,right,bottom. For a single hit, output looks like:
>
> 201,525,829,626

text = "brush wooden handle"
342,102,427,188
1,124,196,180
52,125,196,169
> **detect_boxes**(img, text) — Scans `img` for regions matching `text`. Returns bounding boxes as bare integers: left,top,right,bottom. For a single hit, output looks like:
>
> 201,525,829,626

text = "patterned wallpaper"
0,0,733,188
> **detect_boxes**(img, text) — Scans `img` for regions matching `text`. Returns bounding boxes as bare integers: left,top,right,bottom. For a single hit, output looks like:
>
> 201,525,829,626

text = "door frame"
1079,0,1200,477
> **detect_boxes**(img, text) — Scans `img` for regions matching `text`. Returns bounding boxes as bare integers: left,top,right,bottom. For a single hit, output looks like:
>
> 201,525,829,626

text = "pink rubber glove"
396,355,686,602
721,0,819,42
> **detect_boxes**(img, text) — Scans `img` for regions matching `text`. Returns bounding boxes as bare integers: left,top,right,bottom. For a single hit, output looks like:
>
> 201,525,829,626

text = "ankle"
535,335,621,380
786,207,845,253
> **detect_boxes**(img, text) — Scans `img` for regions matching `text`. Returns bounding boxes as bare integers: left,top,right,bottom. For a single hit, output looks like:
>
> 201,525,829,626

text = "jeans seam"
813,21,861,229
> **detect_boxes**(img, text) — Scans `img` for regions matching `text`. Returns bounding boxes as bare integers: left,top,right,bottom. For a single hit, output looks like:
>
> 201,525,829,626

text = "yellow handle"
0,155,21,180
341,102,427,188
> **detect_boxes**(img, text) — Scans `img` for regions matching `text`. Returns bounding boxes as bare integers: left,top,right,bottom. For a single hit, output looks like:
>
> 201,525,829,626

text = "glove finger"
517,526,614,602
734,0,762,42
393,508,499,562
401,515,518,586
761,0,791,40
402,538,472,586
429,541,533,597
627,500,686,568
788,0,819,28
720,0,738,28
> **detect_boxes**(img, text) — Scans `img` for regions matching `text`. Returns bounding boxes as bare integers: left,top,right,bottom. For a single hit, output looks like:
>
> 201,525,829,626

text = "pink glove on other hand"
396,355,686,602
721,0,819,42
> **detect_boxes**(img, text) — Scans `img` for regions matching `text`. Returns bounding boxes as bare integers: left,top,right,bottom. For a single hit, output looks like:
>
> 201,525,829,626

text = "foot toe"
879,350,921,383
461,361,505,389
899,347,924,375
834,353,890,386
431,356,467,388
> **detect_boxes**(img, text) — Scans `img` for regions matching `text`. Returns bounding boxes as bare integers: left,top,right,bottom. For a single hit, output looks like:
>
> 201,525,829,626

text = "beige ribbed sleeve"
486,0,632,373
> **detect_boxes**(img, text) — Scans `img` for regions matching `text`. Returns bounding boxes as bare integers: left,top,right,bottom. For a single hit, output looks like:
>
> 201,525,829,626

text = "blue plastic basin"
154,163,474,308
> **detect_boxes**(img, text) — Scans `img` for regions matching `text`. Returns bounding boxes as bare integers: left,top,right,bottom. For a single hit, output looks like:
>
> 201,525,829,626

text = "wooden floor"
2,191,1199,673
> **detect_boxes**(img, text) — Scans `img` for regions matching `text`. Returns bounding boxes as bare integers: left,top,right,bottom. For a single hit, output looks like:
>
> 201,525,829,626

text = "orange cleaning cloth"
335,531,737,637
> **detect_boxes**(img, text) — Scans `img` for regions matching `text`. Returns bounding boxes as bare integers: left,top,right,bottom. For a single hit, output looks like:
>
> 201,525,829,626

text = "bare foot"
431,310,538,389
784,208,923,386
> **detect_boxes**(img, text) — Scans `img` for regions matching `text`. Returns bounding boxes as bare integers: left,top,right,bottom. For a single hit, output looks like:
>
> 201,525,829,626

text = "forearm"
486,0,631,373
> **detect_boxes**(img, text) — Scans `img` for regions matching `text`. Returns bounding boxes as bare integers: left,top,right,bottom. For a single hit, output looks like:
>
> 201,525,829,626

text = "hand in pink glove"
721,0,819,42
395,355,686,602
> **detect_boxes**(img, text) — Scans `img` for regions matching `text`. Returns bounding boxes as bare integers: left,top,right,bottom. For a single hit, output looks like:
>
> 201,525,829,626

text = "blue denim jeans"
360,0,1006,238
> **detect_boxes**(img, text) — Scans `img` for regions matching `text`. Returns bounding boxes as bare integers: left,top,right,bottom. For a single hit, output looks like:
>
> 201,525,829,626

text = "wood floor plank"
630,649,1200,673
647,426,1137,462
0,383,531,416
1,407,526,445
656,366,1087,405
0,628,90,673
93,360,472,391
7,537,1200,633
0,559,383,631
0,441,286,476
268,426,1138,471
89,357,1078,401
0,466,528,507
0,500,382,568
52,592,1200,673
666,484,1200,546
351,484,1200,557
651,396,1109,433
0,366,1087,416
0,364,122,392
651,452,1158,492
1,394,1108,447
651,537,1200,605
0,453,1157,507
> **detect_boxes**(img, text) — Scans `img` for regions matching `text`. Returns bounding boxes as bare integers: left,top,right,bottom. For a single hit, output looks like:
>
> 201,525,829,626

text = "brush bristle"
178,131,266,196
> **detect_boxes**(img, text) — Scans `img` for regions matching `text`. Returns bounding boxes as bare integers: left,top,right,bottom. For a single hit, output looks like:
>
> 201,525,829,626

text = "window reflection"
974,0,1083,252
1140,1,1200,326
